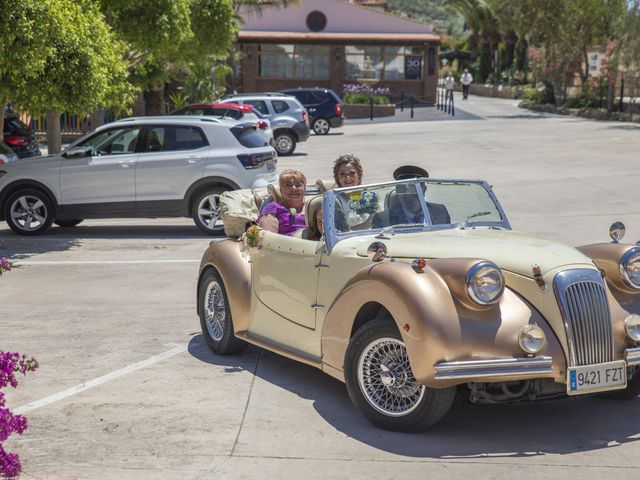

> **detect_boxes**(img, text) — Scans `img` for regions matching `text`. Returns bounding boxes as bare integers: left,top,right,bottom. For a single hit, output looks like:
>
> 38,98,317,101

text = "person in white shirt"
461,68,473,100
444,73,455,102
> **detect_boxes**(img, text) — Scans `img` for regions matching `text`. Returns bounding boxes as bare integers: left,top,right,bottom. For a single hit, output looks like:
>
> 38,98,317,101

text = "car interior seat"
315,179,336,193
147,130,163,152
299,195,323,240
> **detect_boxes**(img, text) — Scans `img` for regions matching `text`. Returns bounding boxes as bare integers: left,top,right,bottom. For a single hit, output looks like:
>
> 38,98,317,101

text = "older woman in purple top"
258,169,307,236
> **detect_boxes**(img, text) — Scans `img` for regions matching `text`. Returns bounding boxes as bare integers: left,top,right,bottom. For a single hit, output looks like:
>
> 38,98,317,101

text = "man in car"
372,166,450,227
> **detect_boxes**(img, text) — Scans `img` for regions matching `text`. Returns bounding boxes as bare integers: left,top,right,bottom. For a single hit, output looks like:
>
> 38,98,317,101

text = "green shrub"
343,93,390,105
563,95,596,109
522,83,555,104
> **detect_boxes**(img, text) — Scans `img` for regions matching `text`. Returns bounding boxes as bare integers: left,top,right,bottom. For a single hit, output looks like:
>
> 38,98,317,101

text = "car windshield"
331,180,504,234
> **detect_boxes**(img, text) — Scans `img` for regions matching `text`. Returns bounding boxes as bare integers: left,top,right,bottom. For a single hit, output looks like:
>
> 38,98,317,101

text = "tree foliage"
0,0,135,144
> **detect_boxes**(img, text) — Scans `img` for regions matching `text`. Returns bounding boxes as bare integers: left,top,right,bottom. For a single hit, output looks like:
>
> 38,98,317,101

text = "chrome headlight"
466,261,505,305
518,325,546,354
620,247,640,290
625,314,640,342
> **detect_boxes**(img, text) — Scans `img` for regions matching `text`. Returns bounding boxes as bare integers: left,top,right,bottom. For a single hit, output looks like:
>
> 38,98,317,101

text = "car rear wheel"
192,187,226,235
312,118,331,135
54,219,83,228
344,319,455,432
274,132,296,156
4,189,54,235
199,268,246,355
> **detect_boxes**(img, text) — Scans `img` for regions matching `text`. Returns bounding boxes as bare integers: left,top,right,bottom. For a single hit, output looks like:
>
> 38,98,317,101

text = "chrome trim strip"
434,356,553,380
625,347,640,366
553,269,613,366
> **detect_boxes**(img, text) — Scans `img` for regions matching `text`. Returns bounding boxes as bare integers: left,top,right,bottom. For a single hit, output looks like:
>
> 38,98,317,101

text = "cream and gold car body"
197,178,640,430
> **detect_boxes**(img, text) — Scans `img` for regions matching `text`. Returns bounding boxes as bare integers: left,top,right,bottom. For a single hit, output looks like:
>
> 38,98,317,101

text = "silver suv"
0,116,277,235
221,93,310,156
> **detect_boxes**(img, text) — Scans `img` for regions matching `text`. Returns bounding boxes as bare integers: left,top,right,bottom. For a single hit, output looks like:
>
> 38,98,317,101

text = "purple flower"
0,446,22,478
0,351,38,479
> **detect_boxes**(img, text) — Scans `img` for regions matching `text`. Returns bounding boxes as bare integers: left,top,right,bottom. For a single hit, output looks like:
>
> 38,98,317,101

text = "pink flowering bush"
0,258,11,276
0,257,38,479
342,83,391,105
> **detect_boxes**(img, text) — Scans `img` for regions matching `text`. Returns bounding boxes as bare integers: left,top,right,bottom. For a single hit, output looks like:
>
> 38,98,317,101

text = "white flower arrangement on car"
346,190,379,226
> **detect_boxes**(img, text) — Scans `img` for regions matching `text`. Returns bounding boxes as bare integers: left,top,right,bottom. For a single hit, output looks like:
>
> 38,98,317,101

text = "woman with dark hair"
333,154,364,188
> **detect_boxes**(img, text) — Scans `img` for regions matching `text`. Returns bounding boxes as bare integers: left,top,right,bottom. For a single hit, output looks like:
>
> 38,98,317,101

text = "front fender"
198,240,251,332
321,260,565,387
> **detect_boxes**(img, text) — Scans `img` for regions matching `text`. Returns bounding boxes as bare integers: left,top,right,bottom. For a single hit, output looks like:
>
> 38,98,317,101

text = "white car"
170,102,274,147
0,116,277,235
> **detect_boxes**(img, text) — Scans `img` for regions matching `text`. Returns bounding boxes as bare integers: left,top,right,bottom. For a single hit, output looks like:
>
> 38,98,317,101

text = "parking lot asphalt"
2,93,640,479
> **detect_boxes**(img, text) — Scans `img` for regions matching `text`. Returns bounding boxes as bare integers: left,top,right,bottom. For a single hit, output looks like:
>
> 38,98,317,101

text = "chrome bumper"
434,356,553,380
625,347,640,366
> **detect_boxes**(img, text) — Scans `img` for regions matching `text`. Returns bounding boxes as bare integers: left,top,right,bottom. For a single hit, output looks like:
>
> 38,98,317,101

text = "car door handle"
118,159,134,168
187,156,202,164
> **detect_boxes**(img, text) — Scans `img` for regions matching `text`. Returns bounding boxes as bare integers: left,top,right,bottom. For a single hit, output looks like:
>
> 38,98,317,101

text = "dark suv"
280,88,344,135
3,115,41,158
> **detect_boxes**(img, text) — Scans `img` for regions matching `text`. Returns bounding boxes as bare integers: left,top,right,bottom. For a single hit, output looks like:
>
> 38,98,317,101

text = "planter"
341,104,396,119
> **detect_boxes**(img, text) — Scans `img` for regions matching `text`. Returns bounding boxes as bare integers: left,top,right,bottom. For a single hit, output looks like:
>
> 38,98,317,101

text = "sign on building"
405,56,422,80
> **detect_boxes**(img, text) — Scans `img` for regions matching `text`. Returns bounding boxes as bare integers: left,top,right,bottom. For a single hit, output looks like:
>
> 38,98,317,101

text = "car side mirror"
63,146,92,158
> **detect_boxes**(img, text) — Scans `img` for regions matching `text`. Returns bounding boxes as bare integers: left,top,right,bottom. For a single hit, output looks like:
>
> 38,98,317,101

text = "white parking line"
13,343,188,415
12,259,199,265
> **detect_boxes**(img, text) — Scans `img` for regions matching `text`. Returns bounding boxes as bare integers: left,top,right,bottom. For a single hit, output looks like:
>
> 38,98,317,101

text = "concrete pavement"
1,94,640,479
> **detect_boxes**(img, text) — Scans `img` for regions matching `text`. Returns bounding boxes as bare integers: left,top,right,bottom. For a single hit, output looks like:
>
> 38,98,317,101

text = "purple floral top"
258,202,306,236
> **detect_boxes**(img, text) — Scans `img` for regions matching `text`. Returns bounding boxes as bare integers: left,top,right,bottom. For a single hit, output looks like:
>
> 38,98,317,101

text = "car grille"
553,269,613,366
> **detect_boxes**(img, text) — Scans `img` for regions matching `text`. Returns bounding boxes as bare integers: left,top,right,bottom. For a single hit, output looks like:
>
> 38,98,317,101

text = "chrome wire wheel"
204,280,226,342
313,118,330,135
10,194,48,232
197,193,222,232
357,337,425,417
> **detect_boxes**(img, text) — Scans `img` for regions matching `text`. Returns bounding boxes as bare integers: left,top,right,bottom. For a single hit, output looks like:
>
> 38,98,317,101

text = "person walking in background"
461,68,473,100
444,72,455,103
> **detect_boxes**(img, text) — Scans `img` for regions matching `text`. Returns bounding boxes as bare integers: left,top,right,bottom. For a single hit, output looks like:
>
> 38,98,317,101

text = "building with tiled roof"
236,0,440,102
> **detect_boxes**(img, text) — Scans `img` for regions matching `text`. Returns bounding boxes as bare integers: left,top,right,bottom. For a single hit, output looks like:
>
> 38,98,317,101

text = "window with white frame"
346,46,424,81
259,44,329,79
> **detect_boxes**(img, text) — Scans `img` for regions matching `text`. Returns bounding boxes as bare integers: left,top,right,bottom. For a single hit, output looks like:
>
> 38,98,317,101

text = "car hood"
1,154,59,170
353,227,594,278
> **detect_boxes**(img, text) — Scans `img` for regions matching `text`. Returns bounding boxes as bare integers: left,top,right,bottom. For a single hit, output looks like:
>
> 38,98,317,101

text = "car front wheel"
312,118,331,135
344,319,455,432
274,132,296,156
199,268,246,355
192,187,226,235
4,189,54,235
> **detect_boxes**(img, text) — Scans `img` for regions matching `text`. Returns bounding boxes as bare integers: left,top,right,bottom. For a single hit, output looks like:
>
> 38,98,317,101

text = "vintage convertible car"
197,178,640,431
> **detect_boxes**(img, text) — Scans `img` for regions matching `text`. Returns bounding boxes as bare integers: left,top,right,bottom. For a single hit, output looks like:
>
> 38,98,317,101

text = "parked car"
3,115,41,158
0,141,18,165
0,116,277,235
221,93,310,156
197,177,640,431
280,87,344,135
169,102,274,147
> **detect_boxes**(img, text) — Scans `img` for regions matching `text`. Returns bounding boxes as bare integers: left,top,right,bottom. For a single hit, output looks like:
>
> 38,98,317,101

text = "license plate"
266,159,276,172
567,360,627,395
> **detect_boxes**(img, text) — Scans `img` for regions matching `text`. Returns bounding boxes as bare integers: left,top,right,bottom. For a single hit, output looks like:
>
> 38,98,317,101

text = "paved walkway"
3,93,640,480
